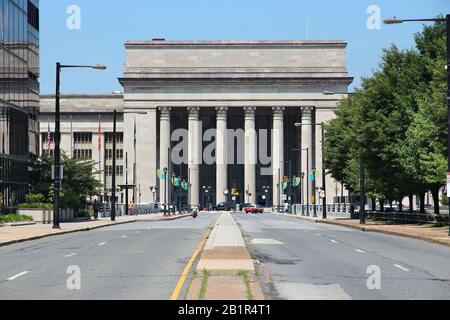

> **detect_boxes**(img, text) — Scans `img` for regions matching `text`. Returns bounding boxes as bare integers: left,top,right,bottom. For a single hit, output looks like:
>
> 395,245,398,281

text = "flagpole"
70,113,73,158
133,116,137,204
98,114,102,189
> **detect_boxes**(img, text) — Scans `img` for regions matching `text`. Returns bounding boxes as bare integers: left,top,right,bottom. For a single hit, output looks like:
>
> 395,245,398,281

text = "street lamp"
53,63,106,228
384,14,449,235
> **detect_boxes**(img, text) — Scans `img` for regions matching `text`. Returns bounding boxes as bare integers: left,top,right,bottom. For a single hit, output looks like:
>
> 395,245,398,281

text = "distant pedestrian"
93,199,99,220
128,201,135,215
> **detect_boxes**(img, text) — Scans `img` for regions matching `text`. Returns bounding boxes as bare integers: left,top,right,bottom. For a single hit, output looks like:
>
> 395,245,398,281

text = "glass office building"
0,0,39,211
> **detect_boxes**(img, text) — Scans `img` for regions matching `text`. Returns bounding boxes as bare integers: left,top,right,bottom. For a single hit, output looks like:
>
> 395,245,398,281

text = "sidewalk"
0,212,192,247
187,212,264,300
273,212,450,246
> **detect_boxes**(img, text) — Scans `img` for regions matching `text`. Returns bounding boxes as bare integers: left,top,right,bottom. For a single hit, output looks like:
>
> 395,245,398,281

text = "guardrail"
277,204,352,218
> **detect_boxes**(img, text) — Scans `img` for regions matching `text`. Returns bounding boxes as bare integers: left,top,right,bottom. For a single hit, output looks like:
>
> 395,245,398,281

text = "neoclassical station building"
40,40,353,207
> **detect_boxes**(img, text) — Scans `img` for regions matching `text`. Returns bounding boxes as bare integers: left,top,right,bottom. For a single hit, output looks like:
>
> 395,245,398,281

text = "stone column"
272,107,285,207
301,106,314,207
188,107,201,207
244,107,257,204
216,107,228,204
159,107,171,205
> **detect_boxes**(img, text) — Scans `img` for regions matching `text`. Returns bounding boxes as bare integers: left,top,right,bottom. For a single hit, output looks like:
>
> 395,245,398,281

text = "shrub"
19,193,52,210
75,210,92,219
0,214,33,223
18,202,53,210
25,193,45,204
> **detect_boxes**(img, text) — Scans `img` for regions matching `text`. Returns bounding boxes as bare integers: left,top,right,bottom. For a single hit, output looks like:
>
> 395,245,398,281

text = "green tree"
28,153,102,211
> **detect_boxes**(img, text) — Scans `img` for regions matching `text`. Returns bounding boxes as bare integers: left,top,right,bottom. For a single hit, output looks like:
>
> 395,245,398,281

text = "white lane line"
64,253,77,258
120,235,128,239
7,271,29,281
98,242,107,246
330,239,339,244
136,231,141,234
315,233,321,237
394,264,410,272
355,249,366,254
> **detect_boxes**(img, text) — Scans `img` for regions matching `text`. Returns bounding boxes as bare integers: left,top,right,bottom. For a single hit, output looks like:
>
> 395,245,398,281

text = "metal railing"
278,203,353,217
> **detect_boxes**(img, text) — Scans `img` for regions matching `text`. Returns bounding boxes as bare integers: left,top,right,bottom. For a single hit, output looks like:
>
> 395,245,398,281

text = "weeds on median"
239,270,254,300
198,269,210,300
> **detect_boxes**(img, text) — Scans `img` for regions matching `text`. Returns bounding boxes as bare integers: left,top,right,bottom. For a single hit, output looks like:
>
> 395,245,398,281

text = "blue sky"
40,0,450,94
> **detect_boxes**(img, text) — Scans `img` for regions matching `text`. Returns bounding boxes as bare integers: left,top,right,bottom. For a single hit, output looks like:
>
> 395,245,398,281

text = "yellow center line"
170,218,216,300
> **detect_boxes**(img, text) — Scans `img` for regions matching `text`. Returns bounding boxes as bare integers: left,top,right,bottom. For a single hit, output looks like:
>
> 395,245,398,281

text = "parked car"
243,204,264,214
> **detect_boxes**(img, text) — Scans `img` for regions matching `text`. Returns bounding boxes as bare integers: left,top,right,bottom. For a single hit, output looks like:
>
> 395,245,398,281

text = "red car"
243,205,264,214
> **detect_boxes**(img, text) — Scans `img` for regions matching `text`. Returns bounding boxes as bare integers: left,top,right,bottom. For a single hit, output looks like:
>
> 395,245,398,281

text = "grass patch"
198,269,210,300
0,214,33,224
183,270,198,300
239,270,254,300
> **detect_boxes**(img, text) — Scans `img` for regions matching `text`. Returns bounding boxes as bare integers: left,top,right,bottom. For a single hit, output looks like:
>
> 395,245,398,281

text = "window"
73,149,92,160
74,132,92,144
105,132,123,144
105,149,123,160
105,165,124,176
27,1,39,30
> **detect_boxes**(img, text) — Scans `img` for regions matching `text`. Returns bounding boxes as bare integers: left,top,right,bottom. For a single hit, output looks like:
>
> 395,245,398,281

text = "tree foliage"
28,153,102,210
324,20,447,213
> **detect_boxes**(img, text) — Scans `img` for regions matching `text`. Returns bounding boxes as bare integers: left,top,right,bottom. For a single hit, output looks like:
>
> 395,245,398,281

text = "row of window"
105,166,124,176
40,132,125,145
105,149,124,160
73,149,92,160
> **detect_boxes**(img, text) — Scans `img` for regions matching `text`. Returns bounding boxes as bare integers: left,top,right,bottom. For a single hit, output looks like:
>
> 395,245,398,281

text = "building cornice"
118,77,354,87
125,40,348,49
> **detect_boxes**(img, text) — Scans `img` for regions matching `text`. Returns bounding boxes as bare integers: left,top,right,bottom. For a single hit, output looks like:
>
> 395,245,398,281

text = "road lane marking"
136,231,141,234
330,239,339,244
7,271,29,281
315,233,321,236
251,238,284,245
65,253,77,258
355,249,366,254
394,264,410,272
98,242,107,246
170,219,216,301
120,235,128,239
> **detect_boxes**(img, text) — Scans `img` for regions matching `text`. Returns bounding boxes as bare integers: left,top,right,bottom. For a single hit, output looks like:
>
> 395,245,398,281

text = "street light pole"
53,63,106,228
53,63,61,229
384,15,449,235
321,124,327,220
111,110,117,221
125,152,129,216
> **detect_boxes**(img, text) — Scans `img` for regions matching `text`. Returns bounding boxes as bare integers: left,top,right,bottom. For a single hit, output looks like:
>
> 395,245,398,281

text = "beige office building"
40,40,353,207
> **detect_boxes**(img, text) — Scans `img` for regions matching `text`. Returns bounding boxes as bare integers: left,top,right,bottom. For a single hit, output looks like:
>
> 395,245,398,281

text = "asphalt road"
234,213,450,300
0,213,217,300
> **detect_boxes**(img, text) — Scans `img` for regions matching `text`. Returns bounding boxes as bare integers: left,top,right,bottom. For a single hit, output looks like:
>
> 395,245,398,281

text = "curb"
0,214,196,248
271,212,450,247
0,219,137,248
